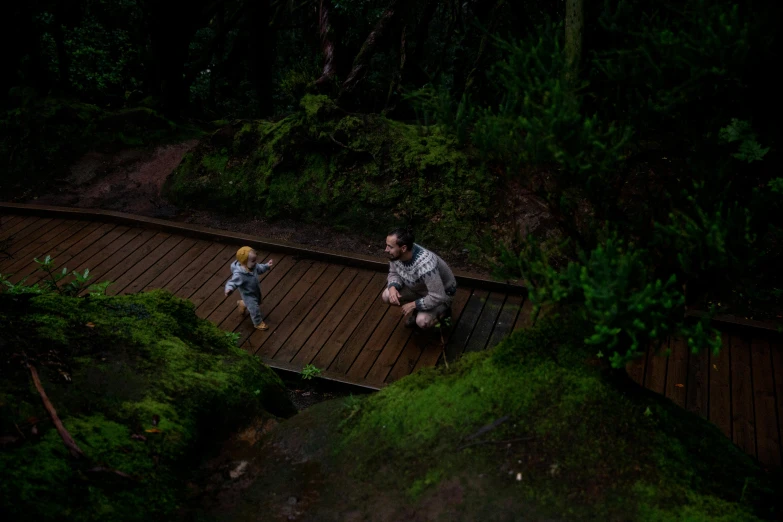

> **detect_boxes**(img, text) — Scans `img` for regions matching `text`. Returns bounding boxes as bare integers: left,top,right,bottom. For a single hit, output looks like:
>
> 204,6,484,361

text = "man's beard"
388,253,400,261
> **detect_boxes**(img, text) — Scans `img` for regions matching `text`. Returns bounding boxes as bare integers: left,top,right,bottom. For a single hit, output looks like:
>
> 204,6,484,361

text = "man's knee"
416,312,435,329
381,288,391,304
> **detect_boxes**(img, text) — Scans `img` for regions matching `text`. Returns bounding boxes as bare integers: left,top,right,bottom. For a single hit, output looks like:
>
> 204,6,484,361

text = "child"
224,246,274,331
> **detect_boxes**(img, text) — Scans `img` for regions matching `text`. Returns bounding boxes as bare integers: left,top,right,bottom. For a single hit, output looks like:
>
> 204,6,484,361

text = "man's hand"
401,301,416,316
388,286,401,305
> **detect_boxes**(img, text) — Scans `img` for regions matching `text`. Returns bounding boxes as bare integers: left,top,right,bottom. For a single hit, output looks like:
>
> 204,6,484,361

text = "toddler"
224,246,274,331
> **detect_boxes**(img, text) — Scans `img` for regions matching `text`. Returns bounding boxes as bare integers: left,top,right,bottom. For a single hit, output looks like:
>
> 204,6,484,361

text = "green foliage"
719,119,770,164
336,316,778,519
164,94,493,249
301,364,322,380
497,232,721,368
0,290,294,521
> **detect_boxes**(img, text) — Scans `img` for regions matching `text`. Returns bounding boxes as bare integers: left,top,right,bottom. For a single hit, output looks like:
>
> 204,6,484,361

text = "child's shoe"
255,322,269,331
237,300,247,314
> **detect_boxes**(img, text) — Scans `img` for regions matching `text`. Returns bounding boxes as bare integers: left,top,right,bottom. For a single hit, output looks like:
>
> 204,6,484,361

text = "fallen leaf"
713,364,718,370
131,434,147,442
675,383,684,388
85,322,95,328
145,428,162,433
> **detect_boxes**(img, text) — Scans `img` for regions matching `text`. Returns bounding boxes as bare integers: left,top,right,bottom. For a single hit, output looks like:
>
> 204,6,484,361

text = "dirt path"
26,142,493,275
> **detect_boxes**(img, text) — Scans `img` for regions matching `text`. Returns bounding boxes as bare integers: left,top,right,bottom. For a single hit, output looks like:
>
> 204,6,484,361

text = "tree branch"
315,0,337,88
339,0,403,97
28,364,85,459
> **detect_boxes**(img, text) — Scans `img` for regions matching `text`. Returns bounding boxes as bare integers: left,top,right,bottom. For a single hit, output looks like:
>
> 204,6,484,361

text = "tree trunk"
384,24,407,112
246,0,274,117
315,0,337,89
403,0,438,87
51,22,70,90
459,0,506,101
564,0,584,87
339,0,403,98
208,7,224,111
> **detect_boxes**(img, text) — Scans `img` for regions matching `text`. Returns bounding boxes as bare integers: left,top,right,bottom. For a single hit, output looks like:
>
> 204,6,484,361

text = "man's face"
385,235,406,261
246,250,257,269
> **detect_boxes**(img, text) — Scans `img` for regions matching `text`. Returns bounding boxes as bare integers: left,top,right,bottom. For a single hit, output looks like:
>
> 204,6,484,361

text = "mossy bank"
195,314,782,521
163,95,495,250
0,290,295,522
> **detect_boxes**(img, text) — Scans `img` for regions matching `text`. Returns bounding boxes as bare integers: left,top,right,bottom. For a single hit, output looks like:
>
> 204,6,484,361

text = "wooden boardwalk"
0,212,533,390
626,333,783,471
1,205,782,471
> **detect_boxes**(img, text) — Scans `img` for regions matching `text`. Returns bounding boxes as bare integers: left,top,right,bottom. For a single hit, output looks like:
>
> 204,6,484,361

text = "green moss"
334,314,780,520
164,94,493,250
0,290,294,521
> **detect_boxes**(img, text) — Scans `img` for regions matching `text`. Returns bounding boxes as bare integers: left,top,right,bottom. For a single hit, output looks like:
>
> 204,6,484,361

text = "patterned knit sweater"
387,244,457,311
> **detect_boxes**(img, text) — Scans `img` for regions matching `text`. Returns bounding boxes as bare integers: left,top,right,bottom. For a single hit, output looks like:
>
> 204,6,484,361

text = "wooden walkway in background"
626,334,783,471
0,213,534,391
2,208,782,471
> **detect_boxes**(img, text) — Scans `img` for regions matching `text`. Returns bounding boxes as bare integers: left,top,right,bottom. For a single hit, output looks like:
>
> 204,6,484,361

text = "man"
382,228,457,329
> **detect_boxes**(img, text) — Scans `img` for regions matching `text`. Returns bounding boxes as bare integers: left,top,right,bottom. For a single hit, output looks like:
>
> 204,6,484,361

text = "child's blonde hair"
236,246,254,265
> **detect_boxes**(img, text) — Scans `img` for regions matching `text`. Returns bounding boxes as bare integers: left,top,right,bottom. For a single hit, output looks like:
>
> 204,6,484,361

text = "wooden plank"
413,286,473,372
259,356,381,391
292,270,376,367
444,289,488,362
142,239,214,291
364,308,417,385
709,334,733,439
67,228,147,294
108,235,187,295
14,222,114,286
0,217,53,253
329,294,394,375
0,216,43,242
346,306,402,381
94,232,171,294
65,228,158,285
730,333,756,459
314,273,388,371
121,238,201,295
172,243,234,299
772,340,783,469
1,220,89,277
209,254,300,330
241,261,329,351
1,202,527,295
625,348,647,387
0,215,23,233
665,337,689,409
282,268,362,364
161,241,227,296
513,296,536,331
225,257,313,346
685,342,709,420
255,263,343,359
464,292,506,353
750,338,781,468
644,338,669,395
486,294,524,349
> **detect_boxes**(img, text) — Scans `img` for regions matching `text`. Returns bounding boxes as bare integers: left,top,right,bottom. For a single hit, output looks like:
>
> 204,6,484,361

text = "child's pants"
242,294,264,325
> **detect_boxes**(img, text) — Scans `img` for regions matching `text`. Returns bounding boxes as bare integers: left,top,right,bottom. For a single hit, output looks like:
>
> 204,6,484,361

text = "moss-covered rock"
163,94,496,249
194,313,781,521
0,290,295,521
